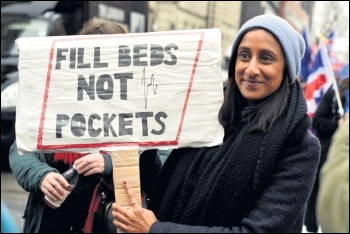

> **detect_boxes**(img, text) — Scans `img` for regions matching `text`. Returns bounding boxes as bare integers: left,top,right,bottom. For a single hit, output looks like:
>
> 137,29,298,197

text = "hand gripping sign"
15,28,224,154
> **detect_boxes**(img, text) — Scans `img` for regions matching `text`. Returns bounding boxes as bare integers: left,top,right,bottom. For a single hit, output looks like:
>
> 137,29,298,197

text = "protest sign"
15,28,224,154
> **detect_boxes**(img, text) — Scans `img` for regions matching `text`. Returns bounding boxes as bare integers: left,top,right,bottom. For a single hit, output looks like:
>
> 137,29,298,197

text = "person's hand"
112,181,157,233
338,116,345,127
74,153,105,176
40,172,70,202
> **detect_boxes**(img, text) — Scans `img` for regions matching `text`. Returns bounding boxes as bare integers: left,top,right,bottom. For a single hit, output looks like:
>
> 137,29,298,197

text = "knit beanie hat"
228,15,305,84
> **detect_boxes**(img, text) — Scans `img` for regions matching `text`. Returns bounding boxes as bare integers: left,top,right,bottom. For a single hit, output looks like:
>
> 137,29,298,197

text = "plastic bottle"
44,164,79,209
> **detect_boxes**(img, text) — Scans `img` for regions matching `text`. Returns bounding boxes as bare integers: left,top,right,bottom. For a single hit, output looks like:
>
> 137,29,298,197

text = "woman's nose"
245,58,260,77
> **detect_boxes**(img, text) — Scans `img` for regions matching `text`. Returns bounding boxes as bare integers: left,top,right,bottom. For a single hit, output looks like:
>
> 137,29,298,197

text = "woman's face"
234,29,285,104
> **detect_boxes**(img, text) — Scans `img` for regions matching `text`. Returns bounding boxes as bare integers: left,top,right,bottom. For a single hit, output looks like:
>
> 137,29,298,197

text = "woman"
111,15,320,233
9,17,128,233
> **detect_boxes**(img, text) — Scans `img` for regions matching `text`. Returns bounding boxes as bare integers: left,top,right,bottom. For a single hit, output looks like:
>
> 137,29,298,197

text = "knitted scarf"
148,81,311,227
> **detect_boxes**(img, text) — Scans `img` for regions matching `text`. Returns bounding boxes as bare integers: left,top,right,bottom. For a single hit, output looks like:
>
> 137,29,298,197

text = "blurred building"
148,1,315,66
241,1,313,31
148,1,241,68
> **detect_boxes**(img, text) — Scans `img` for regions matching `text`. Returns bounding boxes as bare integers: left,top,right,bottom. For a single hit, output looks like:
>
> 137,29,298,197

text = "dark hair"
218,53,290,134
78,17,128,35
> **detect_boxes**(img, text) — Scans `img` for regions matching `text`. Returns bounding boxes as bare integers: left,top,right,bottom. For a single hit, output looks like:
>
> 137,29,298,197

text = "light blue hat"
228,14,305,84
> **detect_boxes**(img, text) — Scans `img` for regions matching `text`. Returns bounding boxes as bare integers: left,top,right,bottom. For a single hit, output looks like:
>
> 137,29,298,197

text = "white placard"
15,29,224,154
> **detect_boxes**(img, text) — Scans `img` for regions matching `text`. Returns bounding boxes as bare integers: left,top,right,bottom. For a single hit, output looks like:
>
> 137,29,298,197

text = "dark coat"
9,141,113,233
312,87,346,167
141,81,321,233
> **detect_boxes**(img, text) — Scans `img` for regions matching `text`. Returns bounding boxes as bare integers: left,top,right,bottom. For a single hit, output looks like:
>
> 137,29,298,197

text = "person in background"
77,17,128,35
9,17,128,233
304,70,349,233
1,199,20,233
316,112,349,233
111,14,320,233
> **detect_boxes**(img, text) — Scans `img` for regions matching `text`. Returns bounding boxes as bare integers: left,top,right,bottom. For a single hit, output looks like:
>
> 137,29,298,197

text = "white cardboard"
15,29,224,154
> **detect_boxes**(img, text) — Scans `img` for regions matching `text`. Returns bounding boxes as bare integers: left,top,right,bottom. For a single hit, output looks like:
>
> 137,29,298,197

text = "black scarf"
148,81,311,227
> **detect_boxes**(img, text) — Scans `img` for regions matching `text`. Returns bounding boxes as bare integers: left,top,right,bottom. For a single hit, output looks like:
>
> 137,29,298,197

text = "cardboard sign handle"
111,149,140,233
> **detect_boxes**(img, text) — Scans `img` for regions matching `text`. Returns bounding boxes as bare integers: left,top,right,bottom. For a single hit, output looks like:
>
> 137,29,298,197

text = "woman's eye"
261,55,272,62
239,53,249,60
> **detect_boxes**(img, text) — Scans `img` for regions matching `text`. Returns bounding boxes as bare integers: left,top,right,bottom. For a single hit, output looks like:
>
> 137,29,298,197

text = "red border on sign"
37,31,205,150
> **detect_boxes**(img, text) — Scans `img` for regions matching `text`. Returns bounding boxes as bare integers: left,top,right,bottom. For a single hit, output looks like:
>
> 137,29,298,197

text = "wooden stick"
111,149,140,233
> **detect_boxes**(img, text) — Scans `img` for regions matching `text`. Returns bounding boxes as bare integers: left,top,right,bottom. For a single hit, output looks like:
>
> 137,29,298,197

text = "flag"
320,30,335,51
319,30,344,78
300,26,312,83
303,42,334,118
329,50,344,77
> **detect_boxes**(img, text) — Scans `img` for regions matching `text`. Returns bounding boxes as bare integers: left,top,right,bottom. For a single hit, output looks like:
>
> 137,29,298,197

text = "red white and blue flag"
303,42,334,118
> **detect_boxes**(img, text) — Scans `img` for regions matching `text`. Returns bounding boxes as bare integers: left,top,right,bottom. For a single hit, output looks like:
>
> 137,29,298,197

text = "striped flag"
320,30,344,79
303,42,334,118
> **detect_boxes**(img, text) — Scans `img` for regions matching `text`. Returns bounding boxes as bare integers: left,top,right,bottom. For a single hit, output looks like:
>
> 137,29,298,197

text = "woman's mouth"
243,79,262,86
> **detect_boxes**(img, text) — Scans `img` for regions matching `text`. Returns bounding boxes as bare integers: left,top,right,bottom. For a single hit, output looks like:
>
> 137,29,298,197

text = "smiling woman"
234,28,285,104
111,14,321,233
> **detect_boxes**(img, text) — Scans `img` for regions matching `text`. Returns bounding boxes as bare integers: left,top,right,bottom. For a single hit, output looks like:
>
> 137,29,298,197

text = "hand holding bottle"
43,164,80,209
40,171,70,203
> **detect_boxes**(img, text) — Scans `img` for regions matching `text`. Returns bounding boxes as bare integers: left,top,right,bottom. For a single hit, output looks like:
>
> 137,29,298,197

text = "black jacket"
140,81,321,233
